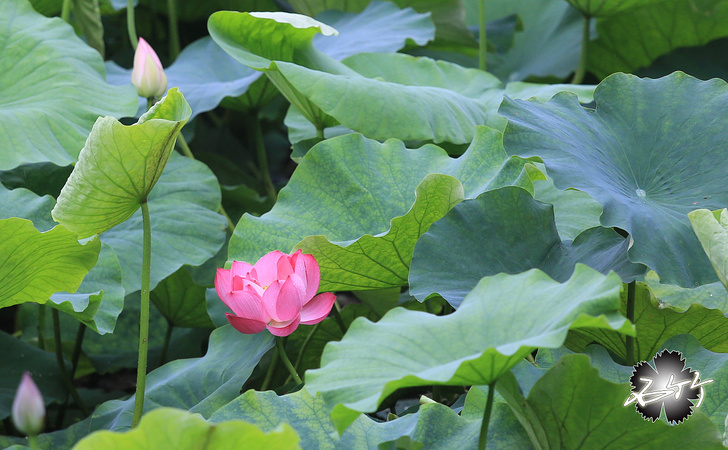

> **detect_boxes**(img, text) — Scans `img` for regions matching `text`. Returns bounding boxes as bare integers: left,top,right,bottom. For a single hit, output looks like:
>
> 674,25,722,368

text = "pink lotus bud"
131,37,168,98
215,250,337,337
12,372,45,436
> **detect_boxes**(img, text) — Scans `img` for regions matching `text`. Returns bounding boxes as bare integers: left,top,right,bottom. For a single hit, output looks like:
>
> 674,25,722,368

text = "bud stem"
127,0,138,50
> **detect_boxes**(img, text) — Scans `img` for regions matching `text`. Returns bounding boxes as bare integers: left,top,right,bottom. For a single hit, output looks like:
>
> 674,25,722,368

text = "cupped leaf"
74,407,299,450
305,265,630,414
229,128,531,287
0,0,136,169
500,72,728,288
689,208,728,292
0,218,100,309
150,267,214,329
52,88,192,239
567,281,728,362
409,187,644,307
497,354,723,449
99,152,227,294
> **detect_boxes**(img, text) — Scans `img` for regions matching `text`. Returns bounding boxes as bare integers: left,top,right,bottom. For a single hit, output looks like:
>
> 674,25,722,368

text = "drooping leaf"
497,354,723,449
0,218,100,309
150,267,214,329
229,128,532,291
689,208,728,292
588,0,728,78
52,88,192,239
305,265,630,415
409,187,645,307
500,71,728,288
74,407,299,450
99,153,227,294
0,0,136,169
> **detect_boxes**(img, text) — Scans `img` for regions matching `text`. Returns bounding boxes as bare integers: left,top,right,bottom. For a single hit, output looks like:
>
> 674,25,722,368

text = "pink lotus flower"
131,37,168,98
216,250,337,337
12,372,44,436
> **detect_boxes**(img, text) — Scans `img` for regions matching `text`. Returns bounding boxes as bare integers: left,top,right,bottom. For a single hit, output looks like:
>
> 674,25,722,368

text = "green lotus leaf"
500,72,728,288
564,0,664,17
532,176,602,241
0,218,100,309
305,265,630,414
150,267,214,329
588,0,728,77
73,407,299,450
0,184,56,232
409,187,645,307
229,128,533,292
689,208,728,292
52,88,192,239
644,271,728,312
497,354,723,449
0,0,137,169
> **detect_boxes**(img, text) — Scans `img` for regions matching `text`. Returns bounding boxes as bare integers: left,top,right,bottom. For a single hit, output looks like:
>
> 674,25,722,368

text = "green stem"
260,348,280,391
70,323,86,379
625,280,636,366
175,134,235,233
132,200,152,428
571,14,590,84
61,0,72,22
127,0,138,50
166,0,180,60
146,97,154,111
37,305,46,351
276,337,302,385
477,382,496,450
315,124,325,140
51,309,89,416
332,301,347,335
159,320,173,366
291,323,320,378
478,0,487,71
28,434,38,450
250,115,278,203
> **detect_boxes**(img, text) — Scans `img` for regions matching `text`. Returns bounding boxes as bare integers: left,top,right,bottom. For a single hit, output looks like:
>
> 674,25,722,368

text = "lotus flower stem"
159,319,173,366
51,309,89,417
132,200,152,427
61,0,71,22
478,0,486,71
28,435,37,450
276,337,302,385
261,347,280,391
331,302,347,335
167,0,180,60
36,305,46,351
127,0,138,50
293,323,321,375
250,114,278,203
571,14,591,84
477,382,496,450
625,280,636,366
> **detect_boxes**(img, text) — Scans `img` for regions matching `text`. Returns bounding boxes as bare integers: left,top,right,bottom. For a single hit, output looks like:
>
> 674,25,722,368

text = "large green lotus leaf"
0,0,137,170
532,177,603,242
0,184,56,232
52,88,192,239
588,0,728,78
99,153,227,293
74,407,299,450
409,187,645,307
229,128,530,278
26,326,273,448
644,271,728,312
565,0,664,17
0,218,100,308
150,267,214,329
48,243,124,335
0,330,69,420
497,354,723,449
689,208,728,292
305,265,630,414
500,72,728,288
567,282,728,363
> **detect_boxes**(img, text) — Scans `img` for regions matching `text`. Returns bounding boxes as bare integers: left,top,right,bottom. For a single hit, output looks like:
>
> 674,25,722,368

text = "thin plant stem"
331,301,347,335
250,115,277,202
70,323,86,378
289,323,320,382
127,0,138,50
276,336,302,385
61,0,72,22
571,15,591,84
37,305,46,351
132,200,153,428
166,0,180,60
175,134,236,233
478,0,487,71
28,435,38,450
625,281,636,366
260,348,280,391
147,97,154,111
159,319,173,366
51,309,89,417
477,382,496,450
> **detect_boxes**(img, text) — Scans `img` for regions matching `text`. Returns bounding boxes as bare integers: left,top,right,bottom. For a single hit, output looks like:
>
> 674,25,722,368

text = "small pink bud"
12,372,45,436
131,37,168,98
